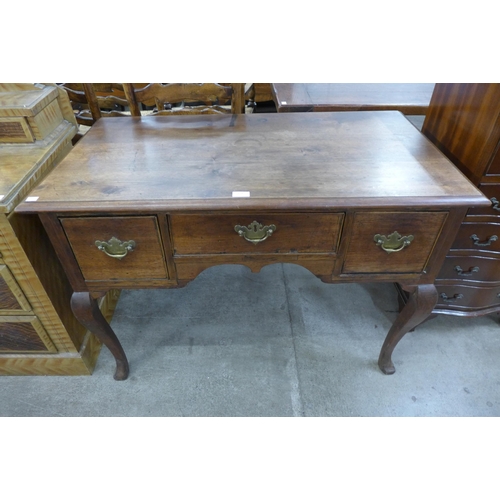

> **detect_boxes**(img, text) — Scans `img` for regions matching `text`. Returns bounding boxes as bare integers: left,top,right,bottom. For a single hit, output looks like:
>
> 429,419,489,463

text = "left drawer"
60,216,168,281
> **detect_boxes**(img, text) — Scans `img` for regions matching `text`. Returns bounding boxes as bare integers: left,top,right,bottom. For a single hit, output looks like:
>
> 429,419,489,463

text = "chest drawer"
61,216,168,281
342,211,448,274
435,284,500,310
170,213,344,256
437,255,500,282
452,222,500,253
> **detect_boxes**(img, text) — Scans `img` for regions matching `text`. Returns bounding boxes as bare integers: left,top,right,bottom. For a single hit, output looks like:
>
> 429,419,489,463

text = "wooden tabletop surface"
271,83,435,114
16,112,487,213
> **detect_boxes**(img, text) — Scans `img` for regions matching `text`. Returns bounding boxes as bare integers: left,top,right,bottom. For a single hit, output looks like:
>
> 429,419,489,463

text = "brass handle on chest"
374,231,414,254
470,234,498,247
234,221,276,244
490,197,500,212
95,237,136,260
440,293,464,303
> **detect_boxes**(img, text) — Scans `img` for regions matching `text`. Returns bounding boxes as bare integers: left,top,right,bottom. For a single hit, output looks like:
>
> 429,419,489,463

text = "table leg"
71,291,129,380
378,284,438,375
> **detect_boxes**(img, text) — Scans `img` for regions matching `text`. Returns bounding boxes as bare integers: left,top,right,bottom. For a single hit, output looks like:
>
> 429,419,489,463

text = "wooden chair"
58,83,134,124
122,83,246,116
58,83,139,143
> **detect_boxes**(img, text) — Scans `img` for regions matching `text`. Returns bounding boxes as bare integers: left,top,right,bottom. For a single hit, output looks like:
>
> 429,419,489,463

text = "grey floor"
1,263,500,417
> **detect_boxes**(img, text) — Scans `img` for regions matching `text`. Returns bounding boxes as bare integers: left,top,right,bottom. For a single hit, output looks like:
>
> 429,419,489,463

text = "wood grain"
422,83,500,185
16,112,488,213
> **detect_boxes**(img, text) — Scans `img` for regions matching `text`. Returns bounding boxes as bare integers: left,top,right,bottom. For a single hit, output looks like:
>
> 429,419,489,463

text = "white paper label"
232,191,250,198
25,196,39,202
0,195,4,201
281,101,287,105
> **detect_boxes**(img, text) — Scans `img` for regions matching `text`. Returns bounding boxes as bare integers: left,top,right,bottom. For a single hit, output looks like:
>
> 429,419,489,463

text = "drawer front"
61,216,168,281
171,213,344,256
342,211,448,274
0,316,56,352
452,222,500,253
0,265,31,312
437,255,500,282
435,284,500,310
467,184,500,217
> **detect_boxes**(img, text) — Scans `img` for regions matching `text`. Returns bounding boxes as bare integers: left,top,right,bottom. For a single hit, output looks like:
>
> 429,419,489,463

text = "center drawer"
61,216,168,281
170,213,344,256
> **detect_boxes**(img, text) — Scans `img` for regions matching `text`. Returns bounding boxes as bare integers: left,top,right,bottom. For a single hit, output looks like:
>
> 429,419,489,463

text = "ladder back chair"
122,83,246,116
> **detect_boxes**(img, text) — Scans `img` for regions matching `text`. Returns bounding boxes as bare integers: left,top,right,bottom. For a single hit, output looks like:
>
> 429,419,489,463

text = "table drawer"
171,213,344,256
61,216,168,281
437,255,500,282
342,211,448,274
0,265,31,312
452,222,500,253
435,284,500,310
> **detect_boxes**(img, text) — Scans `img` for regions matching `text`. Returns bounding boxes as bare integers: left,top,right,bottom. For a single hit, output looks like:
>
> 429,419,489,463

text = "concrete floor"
1,263,499,417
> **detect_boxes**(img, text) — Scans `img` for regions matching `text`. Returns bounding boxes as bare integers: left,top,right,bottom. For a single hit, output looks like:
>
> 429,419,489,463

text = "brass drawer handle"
374,231,414,254
234,220,276,244
470,234,498,247
440,293,464,303
454,265,479,276
95,237,136,260
490,197,500,212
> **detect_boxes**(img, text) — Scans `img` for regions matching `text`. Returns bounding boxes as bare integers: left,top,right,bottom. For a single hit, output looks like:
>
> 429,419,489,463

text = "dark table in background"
271,83,435,115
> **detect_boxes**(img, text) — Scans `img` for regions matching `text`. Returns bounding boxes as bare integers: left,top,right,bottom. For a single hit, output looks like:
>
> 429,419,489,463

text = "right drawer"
342,211,448,274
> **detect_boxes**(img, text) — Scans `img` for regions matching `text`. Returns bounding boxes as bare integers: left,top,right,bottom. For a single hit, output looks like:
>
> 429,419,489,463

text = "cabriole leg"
378,284,438,375
71,291,129,380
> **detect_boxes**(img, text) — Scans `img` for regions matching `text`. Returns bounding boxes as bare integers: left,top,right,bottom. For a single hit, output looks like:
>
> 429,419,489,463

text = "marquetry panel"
0,264,31,312
0,316,56,353
0,117,34,143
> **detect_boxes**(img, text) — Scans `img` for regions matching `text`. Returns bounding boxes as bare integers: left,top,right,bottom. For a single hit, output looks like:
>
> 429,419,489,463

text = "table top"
271,83,435,114
16,111,488,214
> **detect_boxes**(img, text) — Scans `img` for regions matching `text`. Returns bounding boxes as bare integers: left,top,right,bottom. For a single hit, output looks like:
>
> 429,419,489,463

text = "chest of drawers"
16,111,489,379
421,83,500,316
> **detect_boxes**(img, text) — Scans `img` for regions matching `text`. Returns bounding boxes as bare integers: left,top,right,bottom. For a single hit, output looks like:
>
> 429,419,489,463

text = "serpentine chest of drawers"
420,83,500,317
16,111,489,380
